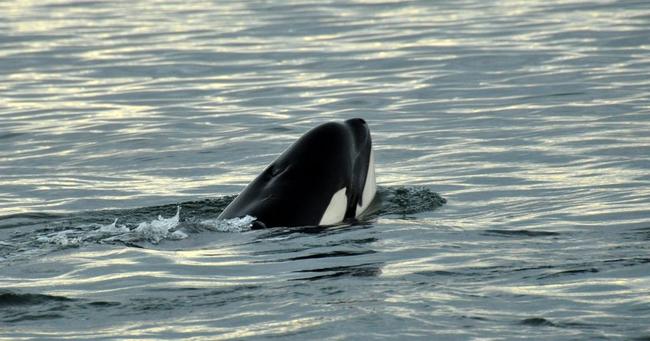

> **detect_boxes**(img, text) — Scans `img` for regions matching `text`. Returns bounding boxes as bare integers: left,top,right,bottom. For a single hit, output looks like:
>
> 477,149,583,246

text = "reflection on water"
2,0,650,339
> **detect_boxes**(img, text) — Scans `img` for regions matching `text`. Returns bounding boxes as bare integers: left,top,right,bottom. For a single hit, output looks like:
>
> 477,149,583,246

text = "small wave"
0,290,75,307
0,290,122,324
483,229,561,238
538,267,599,280
0,212,63,230
293,262,383,281
520,317,556,327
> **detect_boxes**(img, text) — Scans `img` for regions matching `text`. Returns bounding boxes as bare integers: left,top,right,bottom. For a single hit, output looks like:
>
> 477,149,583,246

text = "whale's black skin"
218,118,375,229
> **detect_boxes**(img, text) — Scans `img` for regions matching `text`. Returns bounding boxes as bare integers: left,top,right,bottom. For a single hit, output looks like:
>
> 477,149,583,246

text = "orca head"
218,118,376,228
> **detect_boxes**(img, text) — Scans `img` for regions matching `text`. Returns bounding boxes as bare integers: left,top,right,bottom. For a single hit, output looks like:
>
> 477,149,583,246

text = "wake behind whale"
0,119,446,261
0,186,445,262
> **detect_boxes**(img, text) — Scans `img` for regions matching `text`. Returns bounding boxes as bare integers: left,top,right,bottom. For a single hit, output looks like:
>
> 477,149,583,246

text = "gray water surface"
2,0,650,339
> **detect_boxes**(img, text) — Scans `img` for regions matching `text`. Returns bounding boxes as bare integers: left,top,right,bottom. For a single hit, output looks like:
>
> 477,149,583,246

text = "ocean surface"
2,0,650,339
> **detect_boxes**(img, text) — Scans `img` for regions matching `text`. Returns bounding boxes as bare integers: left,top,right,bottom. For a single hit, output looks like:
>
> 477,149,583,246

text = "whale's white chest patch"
319,187,347,226
318,149,377,226
356,149,376,217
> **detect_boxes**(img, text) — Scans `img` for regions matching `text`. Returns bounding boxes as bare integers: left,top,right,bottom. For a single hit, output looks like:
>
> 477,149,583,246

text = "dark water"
2,0,650,339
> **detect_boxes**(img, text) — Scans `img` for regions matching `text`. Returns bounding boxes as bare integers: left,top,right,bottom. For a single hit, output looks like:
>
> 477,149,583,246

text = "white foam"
36,230,82,247
32,205,263,249
134,206,182,243
98,218,130,234
200,215,256,232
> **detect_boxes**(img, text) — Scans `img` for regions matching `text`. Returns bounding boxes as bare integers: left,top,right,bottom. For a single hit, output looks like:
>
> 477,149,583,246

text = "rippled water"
2,0,650,339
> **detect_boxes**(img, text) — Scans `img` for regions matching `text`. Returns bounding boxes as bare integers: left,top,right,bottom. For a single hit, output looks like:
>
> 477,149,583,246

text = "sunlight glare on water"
1,0,650,339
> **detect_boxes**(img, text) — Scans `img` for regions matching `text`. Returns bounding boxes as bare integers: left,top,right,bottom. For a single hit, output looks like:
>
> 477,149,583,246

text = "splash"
2,187,445,262
36,230,82,247
199,215,256,232
133,206,182,243
32,207,185,248
98,218,129,234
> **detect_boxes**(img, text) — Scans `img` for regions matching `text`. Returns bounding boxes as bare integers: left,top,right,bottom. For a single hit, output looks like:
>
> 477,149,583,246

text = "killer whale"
218,118,376,229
